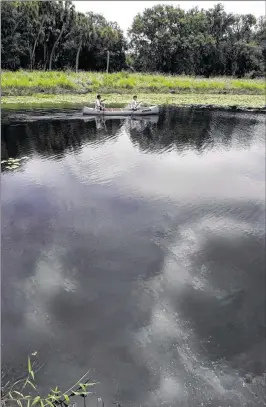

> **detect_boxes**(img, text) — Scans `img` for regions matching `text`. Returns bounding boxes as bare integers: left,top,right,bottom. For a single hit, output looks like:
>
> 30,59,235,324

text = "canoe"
82,115,159,124
82,105,160,116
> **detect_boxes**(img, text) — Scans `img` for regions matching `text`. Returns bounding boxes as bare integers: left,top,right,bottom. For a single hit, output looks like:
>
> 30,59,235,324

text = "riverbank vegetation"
1,1,265,108
2,71,265,96
1,1,266,77
2,93,265,109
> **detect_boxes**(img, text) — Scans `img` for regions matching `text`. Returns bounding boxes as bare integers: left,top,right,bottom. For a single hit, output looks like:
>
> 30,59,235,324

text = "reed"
1,71,265,95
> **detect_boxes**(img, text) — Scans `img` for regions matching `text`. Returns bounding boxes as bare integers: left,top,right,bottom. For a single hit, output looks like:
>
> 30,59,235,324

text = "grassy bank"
2,71,265,108
1,93,265,108
1,71,265,96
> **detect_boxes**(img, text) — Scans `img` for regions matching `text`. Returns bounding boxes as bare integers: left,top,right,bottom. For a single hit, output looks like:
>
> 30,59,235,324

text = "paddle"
132,101,143,111
99,99,106,111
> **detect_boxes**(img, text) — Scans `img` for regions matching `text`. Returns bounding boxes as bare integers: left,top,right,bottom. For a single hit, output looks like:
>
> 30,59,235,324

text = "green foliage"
129,3,266,77
1,1,265,77
1,93,265,108
1,354,98,407
1,1,127,72
1,71,265,95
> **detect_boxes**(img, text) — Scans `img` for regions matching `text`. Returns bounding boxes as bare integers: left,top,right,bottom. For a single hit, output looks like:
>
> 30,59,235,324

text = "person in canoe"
130,95,142,111
95,94,106,111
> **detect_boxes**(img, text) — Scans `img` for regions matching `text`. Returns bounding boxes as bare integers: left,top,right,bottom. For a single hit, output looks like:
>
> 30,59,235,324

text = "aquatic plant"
1,157,29,172
1,353,100,407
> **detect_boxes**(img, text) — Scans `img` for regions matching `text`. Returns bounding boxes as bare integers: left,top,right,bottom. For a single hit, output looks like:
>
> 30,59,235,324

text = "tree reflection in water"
1,107,262,165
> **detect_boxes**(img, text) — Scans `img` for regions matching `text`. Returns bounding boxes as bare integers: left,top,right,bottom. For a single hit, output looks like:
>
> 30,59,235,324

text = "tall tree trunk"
43,43,47,70
31,16,45,70
106,50,110,73
75,39,82,73
49,23,65,71
11,17,22,36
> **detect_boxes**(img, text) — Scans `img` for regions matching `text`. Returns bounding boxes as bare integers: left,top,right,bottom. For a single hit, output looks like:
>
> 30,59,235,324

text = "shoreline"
2,93,266,111
2,71,265,110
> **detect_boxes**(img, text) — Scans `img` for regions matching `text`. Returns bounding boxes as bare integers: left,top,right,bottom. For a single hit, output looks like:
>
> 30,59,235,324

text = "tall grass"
1,70,265,95
2,93,265,108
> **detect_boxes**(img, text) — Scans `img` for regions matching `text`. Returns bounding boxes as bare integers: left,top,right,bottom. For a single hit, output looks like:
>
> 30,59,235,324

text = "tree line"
1,1,266,77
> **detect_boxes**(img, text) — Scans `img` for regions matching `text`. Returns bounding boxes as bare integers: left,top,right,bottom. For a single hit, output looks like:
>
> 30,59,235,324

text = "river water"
1,107,265,406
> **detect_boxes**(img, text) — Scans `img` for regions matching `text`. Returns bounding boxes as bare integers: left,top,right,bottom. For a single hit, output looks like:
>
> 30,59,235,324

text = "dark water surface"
1,107,265,406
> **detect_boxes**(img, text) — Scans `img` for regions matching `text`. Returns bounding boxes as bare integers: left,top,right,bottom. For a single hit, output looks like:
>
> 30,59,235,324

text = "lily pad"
7,158,21,164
